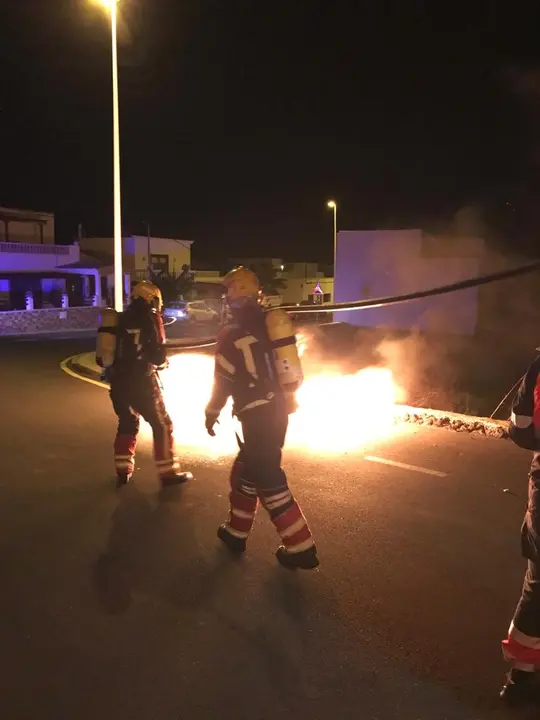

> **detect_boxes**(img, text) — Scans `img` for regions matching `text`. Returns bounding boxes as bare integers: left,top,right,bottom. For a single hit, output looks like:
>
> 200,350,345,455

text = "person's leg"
135,376,193,486
217,450,259,553
110,383,140,486
243,404,318,569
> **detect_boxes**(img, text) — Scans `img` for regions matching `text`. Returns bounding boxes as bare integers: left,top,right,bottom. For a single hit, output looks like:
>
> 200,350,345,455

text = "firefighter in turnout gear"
204,266,319,570
501,354,540,705
101,280,193,488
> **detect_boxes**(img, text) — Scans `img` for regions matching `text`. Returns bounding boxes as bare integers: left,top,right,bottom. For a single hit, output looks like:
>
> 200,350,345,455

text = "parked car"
163,300,219,324
163,300,188,321
186,300,220,323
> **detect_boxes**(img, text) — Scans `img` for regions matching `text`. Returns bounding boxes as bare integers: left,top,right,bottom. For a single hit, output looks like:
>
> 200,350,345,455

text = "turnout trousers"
503,473,540,669
110,374,178,478
223,401,315,554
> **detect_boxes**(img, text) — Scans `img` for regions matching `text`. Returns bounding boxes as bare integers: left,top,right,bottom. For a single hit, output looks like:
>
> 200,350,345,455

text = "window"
0,279,10,292
150,254,169,273
323,293,331,302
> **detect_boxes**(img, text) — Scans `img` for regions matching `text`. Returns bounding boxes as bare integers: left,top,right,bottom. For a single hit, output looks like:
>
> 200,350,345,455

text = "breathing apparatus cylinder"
96,307,119,368
265,308,303,413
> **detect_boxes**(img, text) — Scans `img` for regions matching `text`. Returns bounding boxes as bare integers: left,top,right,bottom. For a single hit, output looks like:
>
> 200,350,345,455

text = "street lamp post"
94,0,124,311
327,200,337,299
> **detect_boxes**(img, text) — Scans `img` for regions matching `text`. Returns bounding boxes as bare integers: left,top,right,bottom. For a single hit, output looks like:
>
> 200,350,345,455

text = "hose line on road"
489,376,524,419
280,259,540,314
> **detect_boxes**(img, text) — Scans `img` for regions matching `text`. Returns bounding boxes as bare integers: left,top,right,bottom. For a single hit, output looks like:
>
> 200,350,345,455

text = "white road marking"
364,455,448,478
60,356,109,390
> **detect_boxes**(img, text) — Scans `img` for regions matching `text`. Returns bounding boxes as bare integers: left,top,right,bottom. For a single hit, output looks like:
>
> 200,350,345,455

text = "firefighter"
204,266,319,570
501,353,540,704
100,280,193,489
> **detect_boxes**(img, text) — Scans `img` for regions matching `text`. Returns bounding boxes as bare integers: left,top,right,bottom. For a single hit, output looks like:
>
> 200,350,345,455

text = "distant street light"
93,0,124,311
327,200,337,290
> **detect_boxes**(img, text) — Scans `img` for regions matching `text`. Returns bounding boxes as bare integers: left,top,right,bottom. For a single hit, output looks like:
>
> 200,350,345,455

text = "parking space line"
364,455,448,477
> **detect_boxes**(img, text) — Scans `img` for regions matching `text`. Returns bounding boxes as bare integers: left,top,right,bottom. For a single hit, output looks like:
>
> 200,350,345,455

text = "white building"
0,207,109,310
0,206,55,245
334,229,484,335
80,235,192,281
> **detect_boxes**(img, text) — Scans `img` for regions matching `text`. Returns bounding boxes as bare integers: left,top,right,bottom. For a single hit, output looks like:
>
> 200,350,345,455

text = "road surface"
0,337,535,719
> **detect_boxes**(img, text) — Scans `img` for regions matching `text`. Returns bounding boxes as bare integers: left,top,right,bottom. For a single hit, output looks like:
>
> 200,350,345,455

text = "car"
163,300,219,324
163,300,188,322
185,300,220,323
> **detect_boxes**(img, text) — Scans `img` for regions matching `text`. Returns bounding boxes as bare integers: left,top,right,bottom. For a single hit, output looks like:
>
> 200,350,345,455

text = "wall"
133,236,192,275
281,276,334,305
334,229,484,335
0,306,101,335
80,236,192,276
284,262,320,279
79,237,136,271
0,242,79,271
194,270,223,284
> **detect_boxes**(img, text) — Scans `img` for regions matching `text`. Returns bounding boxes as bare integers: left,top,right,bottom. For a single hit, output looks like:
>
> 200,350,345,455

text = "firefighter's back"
219,305,281,415
114,302,157,380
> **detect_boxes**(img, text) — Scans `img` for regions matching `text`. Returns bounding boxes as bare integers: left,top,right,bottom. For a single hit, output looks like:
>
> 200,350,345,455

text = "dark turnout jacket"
509,355,540,560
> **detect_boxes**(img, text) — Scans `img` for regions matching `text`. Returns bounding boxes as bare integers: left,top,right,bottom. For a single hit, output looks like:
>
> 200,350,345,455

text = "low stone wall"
0,307,102,335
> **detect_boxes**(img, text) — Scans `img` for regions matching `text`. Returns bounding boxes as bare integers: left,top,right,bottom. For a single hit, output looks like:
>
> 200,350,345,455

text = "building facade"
80,235,192,282
0,206,55,245
0,208,108,310
334,229,485,335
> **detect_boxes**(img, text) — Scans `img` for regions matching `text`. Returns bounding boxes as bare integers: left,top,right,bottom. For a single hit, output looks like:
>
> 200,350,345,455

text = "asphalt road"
0,337,536,720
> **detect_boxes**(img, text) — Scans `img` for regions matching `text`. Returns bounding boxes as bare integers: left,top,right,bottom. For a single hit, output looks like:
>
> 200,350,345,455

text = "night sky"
2,0,540,265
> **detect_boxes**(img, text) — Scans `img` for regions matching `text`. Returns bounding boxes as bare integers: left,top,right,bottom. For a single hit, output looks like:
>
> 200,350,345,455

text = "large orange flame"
144,335,405,457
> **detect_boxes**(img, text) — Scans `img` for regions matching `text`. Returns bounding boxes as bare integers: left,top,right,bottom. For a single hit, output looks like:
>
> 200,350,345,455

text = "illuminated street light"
327,200,337,293
93,0,123,311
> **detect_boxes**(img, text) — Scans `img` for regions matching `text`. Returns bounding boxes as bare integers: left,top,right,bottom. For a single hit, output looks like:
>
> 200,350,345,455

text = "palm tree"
247,263,286,296
149,266,195,305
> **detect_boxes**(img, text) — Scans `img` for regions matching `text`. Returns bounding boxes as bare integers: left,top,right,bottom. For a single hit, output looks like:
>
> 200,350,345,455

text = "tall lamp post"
327,200,337,300
94,0,124,311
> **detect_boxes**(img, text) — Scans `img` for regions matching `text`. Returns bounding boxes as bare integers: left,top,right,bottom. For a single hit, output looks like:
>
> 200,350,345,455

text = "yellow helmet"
131,280,163,311
223,266,260,302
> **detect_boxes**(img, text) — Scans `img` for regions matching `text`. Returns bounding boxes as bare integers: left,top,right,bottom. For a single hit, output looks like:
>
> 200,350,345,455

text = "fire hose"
279,259,540,314
170,259,540,417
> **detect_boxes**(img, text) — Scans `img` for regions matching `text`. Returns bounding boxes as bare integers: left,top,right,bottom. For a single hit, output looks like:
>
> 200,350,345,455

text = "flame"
144,347,405,458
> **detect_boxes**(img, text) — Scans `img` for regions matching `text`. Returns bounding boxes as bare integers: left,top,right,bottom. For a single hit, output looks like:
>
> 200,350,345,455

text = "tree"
148,267,195,305
248,263,287,296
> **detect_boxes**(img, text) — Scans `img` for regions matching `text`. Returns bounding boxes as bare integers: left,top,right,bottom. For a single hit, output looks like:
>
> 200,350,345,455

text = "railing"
0,242,71,255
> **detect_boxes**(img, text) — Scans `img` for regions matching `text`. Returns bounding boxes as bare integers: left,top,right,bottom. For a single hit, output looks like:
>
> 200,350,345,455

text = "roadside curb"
67,354,107,384
394,405,509,439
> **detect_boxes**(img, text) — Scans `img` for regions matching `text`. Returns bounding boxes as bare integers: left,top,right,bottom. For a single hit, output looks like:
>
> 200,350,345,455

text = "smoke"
298,223,540,417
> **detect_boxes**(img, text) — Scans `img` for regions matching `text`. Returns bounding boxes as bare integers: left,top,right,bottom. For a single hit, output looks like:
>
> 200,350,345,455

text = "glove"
205,411,219,437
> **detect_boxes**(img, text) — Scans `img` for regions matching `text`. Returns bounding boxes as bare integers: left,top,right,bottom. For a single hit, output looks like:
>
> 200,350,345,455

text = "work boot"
217,524,247,553
116,472,132,488
160,471,193,489
276,545,319,570
500,669,539,705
